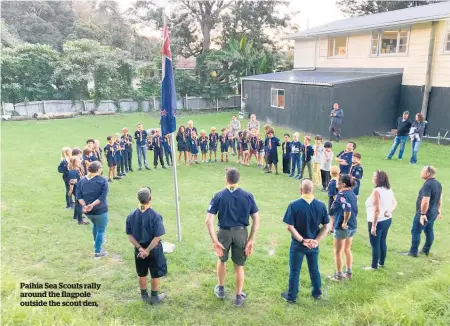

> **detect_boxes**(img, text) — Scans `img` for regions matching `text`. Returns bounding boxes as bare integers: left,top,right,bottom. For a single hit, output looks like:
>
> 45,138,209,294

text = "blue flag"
160,21,177,137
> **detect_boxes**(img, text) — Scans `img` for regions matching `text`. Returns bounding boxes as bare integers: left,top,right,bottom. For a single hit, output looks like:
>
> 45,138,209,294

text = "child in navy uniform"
115,133,126,177
93,140,103,163
152,128,166,169
209,127,218,163
81,147,93,176
282,134,291,174
241,131,250,165
67,156,88,225
58,147,73,209
328,166,340,232
185,120,197,164
350,152,363,197
104,136,120,182
121,128,133,172
219,128,229,162
190,131,199,164
126,187,167,305
248,129,258,166
237,131,244,164
176,126,188,166
289,133,302,178
265,129,280,175
163,134,172,167
300,136,314,180
86,139,97,161
199,130,209,163
336,142,355,175
256,132,264,168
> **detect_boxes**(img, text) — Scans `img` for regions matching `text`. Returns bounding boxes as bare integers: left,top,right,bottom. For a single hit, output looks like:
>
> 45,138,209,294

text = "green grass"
1,111,449,326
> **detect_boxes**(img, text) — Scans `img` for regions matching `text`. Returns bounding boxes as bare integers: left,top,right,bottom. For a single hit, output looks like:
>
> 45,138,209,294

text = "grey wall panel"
398,85,423,120
332,74,402,138
427,87,450,136
242,80,333,136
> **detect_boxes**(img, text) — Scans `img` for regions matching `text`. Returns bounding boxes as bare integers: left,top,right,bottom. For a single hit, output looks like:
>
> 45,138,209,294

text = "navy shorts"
107,157,116,167
210,145,217,152
220,145,228,153
135,242,167,278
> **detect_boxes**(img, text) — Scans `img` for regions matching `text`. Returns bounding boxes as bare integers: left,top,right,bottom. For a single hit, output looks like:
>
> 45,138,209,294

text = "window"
328,36,348,57
445,22,450,52
371,29,409,55
271,88,285,109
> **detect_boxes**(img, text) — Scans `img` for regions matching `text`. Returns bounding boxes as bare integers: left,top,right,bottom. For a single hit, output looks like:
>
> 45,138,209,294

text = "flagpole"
171,131,182,242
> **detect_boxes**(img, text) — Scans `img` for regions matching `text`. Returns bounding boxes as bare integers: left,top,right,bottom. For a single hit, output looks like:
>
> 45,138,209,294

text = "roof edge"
240,77,333,87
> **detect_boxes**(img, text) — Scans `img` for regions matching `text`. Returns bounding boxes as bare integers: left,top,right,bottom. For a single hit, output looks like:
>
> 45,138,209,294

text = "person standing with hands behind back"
205,168,260,307
126,187,167,305
281,180,329,303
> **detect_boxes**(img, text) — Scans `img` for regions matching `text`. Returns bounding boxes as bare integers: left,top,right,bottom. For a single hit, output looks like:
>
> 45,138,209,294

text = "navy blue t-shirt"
135,130,148,147
283,198,330,243
331,189,358,230
416,178,442,214
76,175,109,215
126,207,165,244
350,164,363,195
328,179,338,198
337,151,353,174
207,188,258,229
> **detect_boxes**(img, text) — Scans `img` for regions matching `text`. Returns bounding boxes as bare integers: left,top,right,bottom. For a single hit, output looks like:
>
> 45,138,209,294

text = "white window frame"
370,27,410,57
270,88,285,109
443,21,450,54
327,35,348,58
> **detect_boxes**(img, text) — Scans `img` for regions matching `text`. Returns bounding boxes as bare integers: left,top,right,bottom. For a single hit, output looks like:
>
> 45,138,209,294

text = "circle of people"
56,112,443,306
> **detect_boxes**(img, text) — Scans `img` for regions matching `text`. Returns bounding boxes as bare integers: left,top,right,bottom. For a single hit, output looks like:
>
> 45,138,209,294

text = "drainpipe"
421,21,437,119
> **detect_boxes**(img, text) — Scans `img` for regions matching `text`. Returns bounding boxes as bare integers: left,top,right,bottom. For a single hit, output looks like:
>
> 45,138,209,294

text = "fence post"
42,100,47,114
216,98,219,112
153,96,156,111
185,94,188,110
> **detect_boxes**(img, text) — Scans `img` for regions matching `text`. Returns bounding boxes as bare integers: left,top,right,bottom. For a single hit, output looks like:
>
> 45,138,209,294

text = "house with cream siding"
241,2,450,137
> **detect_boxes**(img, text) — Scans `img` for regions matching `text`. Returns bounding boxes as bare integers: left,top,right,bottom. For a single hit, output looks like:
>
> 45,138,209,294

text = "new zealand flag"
160,20,177,137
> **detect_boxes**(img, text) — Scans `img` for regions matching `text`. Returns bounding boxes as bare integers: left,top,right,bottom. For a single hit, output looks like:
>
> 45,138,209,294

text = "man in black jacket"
386,111,412,160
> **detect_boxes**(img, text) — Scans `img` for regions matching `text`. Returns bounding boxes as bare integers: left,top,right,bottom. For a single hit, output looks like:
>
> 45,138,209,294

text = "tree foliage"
337,0,438,16
1,0,75,49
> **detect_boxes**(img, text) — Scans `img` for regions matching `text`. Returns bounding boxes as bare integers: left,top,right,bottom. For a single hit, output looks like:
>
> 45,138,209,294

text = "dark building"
242,69,403,138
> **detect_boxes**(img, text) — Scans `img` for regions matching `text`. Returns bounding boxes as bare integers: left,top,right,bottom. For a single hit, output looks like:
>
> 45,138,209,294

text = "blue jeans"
410,140,421,164
290,154,301,176
368,219,392,268
387,136,408,159
137,145,148,168
287,240,322,301
410,212,437,255
87,212,108,253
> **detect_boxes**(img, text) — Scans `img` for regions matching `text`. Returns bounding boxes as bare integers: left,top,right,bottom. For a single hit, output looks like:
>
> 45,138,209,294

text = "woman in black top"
176,126,189,166
409,113,426,165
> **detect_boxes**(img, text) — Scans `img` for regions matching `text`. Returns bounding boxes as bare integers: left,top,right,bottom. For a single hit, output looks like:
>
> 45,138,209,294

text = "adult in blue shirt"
205,168,260,307
76,161,109,259
336,142,355,175
386,111,412,160
134,122,151,171
281,180,329,303
329,175,358,281
126,187,167,305
402,166,443,257
329,103,343,142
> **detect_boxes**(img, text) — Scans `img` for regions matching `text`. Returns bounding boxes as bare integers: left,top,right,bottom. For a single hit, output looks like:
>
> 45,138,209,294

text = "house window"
328,36,348,57
271,88,285,109
445,22,450,52
371,29,409,55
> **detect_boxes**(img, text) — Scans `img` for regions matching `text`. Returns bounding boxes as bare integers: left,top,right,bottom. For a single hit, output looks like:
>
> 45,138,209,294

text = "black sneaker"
138,168,142,171
141,293,151,304
265,171,272,174
145,167,151,170
129,169,134,172
154,166,157,170
399,251,418,257
420,250,429,256
150,293,166,305
113,176,122,180
94,251,107,259
234,292,246,307
122,172,127,176
108,178,112,183
280,292,296,304
214,285,225,299
162,166,167,169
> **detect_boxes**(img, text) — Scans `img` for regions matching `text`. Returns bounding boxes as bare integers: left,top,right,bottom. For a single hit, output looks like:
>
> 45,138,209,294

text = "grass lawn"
1,111,449,326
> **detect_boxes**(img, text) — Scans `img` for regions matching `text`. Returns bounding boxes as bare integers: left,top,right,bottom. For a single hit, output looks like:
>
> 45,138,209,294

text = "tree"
337,0,438,16
1,19,23,48
1,44,60,103
0,1,75,49
219,1,290,51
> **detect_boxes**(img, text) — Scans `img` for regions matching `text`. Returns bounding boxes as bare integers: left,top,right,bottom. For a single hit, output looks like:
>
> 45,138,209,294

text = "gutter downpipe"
421,21,437,119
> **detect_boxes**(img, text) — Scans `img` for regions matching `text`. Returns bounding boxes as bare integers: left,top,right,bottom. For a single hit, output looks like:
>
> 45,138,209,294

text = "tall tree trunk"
201,22,211,52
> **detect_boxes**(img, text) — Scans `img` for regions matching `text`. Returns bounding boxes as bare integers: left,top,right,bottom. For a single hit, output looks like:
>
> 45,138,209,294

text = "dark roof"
241,69,402,86
286,1,450,39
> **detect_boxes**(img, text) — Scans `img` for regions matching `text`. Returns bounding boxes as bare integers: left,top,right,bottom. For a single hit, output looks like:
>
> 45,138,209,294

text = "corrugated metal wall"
243,73,402,138
332,74,402,138
242,80,333,136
